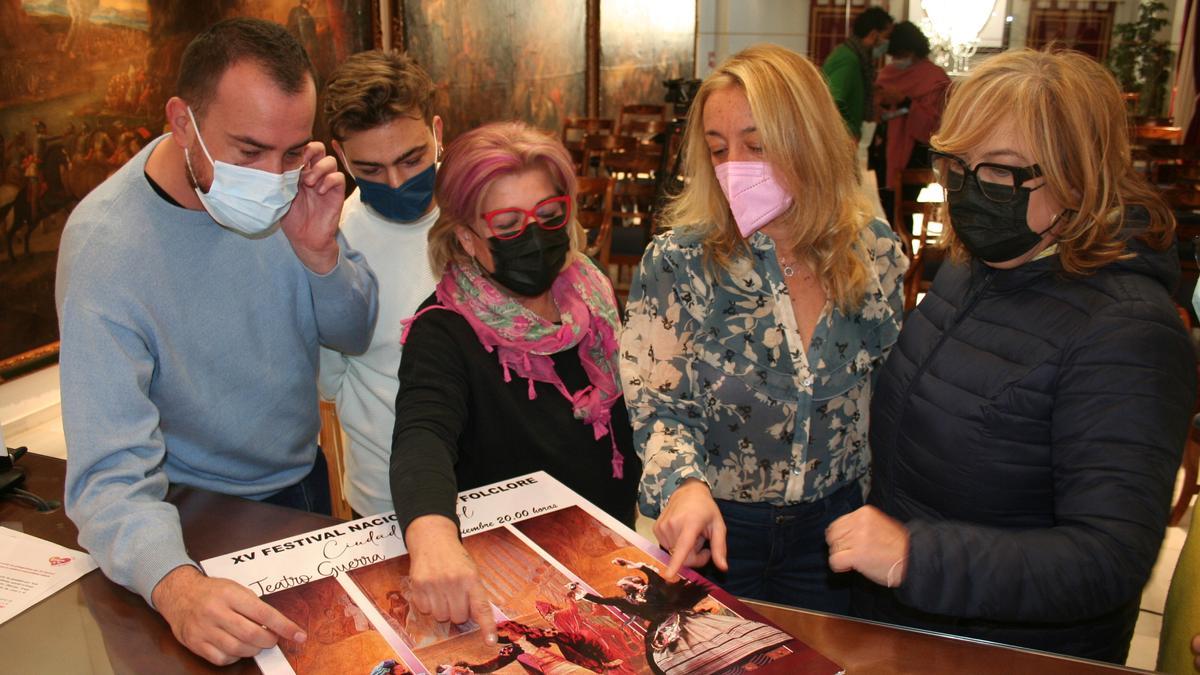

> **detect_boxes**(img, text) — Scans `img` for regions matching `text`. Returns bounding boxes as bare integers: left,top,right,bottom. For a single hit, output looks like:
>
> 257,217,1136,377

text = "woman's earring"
457,228,475,256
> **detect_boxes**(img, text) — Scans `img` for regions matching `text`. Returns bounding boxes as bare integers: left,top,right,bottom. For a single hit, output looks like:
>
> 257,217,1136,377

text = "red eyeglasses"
481,195,572,240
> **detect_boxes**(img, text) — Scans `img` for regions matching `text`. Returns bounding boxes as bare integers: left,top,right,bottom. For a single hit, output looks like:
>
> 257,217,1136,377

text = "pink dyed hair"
427,121,579,275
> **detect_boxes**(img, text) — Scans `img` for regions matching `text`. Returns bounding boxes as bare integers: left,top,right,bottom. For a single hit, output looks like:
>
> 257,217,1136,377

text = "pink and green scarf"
401,254,625,478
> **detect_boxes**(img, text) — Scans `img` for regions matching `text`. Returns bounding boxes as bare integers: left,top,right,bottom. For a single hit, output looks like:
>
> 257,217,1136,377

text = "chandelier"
920,0,999,73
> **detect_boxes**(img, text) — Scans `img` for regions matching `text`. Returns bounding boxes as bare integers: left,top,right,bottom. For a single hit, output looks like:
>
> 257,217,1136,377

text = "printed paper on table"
0,526,98,625
200,472,843,675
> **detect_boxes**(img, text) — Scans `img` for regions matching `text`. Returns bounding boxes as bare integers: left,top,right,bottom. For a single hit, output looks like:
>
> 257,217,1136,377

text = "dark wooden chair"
603,136,663,182
581,134,621,177
617,104,666,137
317,401,353,520
1171,305,1200,526
891,168,941,310
1167,185,1200,211
562,117,614,175
1130,121,1184,177
1147,143,1200,186
575,176,614,268
608,179,659,297
618,117,668,144
1133,123,1184,146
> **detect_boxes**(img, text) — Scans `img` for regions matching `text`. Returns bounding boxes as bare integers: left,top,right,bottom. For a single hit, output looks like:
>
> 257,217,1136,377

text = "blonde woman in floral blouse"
620,44,907,613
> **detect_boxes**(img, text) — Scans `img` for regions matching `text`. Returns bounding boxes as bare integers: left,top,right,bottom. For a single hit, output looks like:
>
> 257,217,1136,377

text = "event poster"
201,472,842,675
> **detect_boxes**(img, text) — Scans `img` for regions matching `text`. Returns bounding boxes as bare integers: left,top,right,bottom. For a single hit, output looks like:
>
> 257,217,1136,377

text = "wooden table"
1,453,1144,674
2,453,335,674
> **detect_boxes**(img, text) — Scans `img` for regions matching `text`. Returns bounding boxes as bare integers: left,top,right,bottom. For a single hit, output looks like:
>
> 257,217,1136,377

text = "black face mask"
948,177,1052,263
485,218,571,297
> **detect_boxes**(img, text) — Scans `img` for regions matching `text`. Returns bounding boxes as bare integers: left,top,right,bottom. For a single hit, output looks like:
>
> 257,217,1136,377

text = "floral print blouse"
620,219,907,516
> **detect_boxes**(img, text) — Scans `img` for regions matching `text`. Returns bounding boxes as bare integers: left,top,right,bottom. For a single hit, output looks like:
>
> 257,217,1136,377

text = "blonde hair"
427,121,582,276
933,49,1175,272
661,43,872,312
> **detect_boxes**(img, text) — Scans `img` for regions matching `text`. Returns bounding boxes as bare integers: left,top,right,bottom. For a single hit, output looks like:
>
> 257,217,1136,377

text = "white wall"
0,366,61,443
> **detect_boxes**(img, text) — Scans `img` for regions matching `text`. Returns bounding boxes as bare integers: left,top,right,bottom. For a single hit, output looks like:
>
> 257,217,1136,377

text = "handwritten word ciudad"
228,513,400,565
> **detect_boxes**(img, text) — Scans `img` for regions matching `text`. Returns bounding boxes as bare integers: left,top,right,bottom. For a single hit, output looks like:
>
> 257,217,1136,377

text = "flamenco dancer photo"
436,619,628,674
571,559,793,675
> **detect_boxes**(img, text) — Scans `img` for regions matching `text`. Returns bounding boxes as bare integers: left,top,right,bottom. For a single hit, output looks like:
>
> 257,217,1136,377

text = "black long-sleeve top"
390,295,640,533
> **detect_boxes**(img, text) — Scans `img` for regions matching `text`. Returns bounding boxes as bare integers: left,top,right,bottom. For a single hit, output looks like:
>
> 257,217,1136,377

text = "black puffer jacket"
857,237,1196,664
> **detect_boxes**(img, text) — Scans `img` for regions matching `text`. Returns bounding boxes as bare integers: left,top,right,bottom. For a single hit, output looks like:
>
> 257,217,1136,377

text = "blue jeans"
705,481,863,614
261,450,332,515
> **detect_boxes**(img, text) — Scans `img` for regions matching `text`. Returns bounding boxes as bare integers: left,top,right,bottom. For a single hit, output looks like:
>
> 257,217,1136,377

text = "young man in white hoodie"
319,50,443,516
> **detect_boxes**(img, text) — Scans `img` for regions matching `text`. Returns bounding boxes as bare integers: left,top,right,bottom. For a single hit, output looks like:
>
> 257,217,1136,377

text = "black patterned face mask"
485,216,570,297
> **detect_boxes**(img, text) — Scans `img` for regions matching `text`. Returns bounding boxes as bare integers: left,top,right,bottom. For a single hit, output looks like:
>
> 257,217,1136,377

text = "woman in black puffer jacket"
823,49,1197,664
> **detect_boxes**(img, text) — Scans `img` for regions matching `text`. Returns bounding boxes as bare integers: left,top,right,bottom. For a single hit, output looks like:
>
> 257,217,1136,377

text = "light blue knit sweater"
56,137,378,603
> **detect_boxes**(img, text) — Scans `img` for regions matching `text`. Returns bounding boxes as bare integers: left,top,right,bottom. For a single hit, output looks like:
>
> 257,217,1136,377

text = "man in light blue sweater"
55,19,378,665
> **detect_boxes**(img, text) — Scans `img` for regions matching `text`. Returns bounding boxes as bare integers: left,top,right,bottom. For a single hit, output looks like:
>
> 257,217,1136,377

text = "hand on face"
171,61,343,273
825,505,910,587
151,564,306,666
279,141,345,274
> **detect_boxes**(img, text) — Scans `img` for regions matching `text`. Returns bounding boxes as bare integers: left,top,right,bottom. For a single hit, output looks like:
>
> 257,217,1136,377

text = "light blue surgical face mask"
892,56,914,70
872,39,890,60
185,106,302,237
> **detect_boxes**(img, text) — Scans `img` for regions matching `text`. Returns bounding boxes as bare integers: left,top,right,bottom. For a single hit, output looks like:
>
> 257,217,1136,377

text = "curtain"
1175,0,1198,143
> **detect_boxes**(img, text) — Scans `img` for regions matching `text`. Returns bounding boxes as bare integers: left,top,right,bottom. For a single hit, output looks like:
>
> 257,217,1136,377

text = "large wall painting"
0,0,697,377
402,0,587,143
598,0,695,120
0,0,374,376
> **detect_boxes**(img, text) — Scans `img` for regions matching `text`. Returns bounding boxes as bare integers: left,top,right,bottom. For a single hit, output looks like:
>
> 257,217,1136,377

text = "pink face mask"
714,161,794,238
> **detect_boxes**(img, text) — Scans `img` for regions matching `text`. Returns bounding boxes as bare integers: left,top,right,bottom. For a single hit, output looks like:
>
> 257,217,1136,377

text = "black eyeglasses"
929,150,1044,204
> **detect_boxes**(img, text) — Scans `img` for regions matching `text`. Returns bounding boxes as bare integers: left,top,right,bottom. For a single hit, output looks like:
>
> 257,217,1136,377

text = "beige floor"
7,413,1191,671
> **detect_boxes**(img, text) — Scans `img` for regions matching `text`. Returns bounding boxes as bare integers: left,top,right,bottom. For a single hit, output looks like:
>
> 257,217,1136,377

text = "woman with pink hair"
389,121,640,645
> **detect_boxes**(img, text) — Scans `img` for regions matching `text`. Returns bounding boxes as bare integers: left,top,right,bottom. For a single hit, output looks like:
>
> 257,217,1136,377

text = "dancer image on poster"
535,598,639,673
571,559,793,675
369,659,407,675
436,619,624,674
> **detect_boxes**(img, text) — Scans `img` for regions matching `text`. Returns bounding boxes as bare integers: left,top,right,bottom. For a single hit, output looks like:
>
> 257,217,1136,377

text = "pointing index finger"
709,517,729,572
237,593,306,643
469,585,497,646
663,528,701,581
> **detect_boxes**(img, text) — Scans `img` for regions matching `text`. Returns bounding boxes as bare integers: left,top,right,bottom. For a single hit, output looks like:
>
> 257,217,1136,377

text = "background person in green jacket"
822,6,895,139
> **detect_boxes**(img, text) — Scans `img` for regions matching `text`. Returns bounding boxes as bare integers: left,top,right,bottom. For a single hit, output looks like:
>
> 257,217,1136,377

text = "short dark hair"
177,17,315,115
323,50,436,141
888,22,931,59
852,7,894,38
